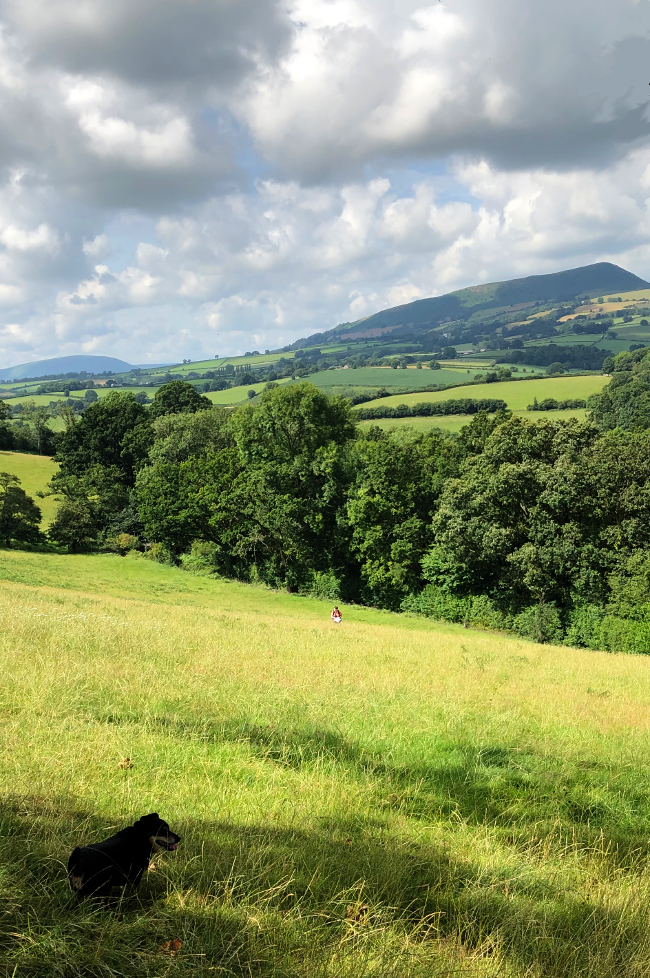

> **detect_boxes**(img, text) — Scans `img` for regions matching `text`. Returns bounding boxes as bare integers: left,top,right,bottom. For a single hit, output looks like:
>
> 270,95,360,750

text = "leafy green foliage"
54,391,151,483
149,380,213,417
345,428,463,607
0,471,42,545
528,397,587,410
48,498,101,552
355,397,508,420
589,347,650,431
503,344,609,370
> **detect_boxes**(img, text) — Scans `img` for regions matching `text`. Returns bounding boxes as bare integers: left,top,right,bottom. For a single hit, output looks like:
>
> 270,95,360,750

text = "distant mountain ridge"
293,262,649,349
0,355,165,381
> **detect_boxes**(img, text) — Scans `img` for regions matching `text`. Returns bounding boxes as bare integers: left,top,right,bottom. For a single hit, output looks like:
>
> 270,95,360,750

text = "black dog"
68,813,181,897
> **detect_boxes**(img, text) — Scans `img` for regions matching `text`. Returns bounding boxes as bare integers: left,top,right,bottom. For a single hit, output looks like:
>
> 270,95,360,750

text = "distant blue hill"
0,355,160,381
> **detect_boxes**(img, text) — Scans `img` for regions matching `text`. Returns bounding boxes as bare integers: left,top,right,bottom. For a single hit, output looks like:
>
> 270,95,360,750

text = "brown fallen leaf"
118,758,133,770
346,903,369,923
160,938,182,955
345,837,352,846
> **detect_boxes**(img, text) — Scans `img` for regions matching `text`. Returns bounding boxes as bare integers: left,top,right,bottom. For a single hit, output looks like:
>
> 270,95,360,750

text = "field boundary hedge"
354,397,509,420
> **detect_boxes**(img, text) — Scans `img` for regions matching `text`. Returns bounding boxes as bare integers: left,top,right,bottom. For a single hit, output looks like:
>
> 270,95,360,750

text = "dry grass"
2,550,650,976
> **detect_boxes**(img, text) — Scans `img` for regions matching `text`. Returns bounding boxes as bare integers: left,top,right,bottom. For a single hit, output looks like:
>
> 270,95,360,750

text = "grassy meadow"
3,550,650,977
358,408,589,435
0,450,59,527
206,378,292,405
361,375,608,411
308,366,474,391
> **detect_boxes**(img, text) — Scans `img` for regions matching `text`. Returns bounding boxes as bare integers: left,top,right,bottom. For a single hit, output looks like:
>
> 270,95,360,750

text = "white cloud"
0,0,645,365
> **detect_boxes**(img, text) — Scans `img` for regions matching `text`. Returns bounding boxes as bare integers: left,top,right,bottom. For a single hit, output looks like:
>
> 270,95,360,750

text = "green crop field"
601,288,650,302
206,378,292,405
361,374,609,411
0,451,59,526
534,334,630,353
309,366,473,391
358,408,589,435
2,549,650,977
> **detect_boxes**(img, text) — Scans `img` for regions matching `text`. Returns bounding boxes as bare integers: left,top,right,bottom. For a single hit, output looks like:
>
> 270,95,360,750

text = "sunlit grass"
2,550,650,976
358,408,588,435
361,375,608,411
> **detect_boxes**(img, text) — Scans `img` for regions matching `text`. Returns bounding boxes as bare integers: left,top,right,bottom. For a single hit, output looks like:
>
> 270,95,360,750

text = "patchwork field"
0,450,59,526
206,377,292,404
308,365,474,390
2,549,650,977
359,408,589,435
361,374,609,411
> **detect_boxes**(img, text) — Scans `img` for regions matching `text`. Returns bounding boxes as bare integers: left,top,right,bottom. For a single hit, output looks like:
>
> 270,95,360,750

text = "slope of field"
2,549,650,977
0,451,59,526
361,374,609,411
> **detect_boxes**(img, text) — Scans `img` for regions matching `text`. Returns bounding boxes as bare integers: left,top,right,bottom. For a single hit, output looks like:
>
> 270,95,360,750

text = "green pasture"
2,549,650,976
0,451,59,527
358,407,588,435
601,288,650,303
205,377,291,405
309,366,472,391
3,388,151,408
610,322,650,343
534,333,629,353
150,352,296,377
361,374,609,411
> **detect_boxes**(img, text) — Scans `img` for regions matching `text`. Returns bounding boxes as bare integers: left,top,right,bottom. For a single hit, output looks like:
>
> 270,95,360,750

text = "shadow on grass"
102,711,650,855
1,791,649,978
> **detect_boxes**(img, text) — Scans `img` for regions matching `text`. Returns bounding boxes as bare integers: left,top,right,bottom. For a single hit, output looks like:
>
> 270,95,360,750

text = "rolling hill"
294,262,649,349
0,355,137,381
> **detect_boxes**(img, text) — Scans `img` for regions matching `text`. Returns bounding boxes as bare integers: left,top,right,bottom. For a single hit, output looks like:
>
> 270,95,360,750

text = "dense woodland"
2,346,650,653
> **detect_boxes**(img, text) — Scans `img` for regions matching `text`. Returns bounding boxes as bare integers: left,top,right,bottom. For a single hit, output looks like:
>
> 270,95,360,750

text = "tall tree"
0,472,42,546
149,381,212,418
345,428,463,607
54,391,152,485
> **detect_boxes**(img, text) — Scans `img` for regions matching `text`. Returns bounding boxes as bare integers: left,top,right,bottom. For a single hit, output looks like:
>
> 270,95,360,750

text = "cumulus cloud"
0,0,646,365
239,0,650,180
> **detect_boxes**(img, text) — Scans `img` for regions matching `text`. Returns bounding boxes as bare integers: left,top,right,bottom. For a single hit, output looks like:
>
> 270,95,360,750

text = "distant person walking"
331,606,342,624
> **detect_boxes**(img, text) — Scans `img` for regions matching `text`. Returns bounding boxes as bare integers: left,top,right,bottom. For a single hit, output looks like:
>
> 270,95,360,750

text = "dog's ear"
136,813,160,829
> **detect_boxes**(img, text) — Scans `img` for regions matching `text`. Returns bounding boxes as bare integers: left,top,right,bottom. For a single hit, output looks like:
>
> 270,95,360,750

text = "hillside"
296,262,649,348
0,354,138,381
3,548,650,977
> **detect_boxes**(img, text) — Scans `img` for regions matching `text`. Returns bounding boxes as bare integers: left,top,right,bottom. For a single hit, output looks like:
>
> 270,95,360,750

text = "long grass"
2,550,650,976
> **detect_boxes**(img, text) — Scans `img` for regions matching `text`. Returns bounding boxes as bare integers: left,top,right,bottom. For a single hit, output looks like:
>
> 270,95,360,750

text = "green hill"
297,262,648,348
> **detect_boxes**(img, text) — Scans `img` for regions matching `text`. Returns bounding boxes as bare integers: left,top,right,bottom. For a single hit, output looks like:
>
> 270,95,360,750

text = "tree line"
3,350,650,654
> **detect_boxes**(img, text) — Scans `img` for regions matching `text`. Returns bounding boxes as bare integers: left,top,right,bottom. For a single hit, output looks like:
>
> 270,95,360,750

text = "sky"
0,0,649,366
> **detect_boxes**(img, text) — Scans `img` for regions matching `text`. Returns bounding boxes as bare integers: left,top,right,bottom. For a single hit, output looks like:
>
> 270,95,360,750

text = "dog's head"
135,813,181,852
